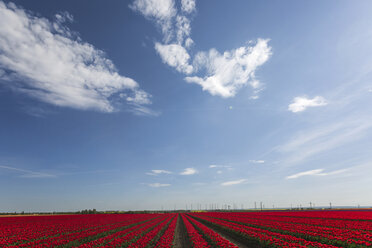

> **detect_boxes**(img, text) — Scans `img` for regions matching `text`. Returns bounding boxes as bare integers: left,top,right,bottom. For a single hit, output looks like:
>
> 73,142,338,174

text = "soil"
200,221,249,248
173,214,192,248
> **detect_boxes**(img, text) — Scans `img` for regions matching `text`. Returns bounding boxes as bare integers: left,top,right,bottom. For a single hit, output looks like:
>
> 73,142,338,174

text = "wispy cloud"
127,103,160,116
180,0,196,14
0,1,151,114
180,167,198,175
146,169,172,176
221,179,246,186
288,96,328,113
249,160,265,164
286,168,348,179
155,43,193,74
209,164,231,168
148,183,171,187
130,0,271,98
129,0,176,42
277,119,372,166
0,165,56,178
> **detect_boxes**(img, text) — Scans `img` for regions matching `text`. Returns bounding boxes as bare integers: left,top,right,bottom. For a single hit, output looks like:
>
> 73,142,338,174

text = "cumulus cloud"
146,169,172,176
155,43,193,74
288,96,328,113
180,167,198,175
286,168,348,179
0,1,151,113
221,179,246,186
181,0,196,14
185,39,272,97
148,183,171,187
129,0,176,42
131,1,271,98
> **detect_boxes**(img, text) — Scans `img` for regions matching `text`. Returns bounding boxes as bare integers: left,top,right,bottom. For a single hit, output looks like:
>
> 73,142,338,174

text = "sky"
1,0,372,212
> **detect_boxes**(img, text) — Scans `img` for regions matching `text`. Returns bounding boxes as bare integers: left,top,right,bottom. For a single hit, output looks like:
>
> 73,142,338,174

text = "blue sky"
1,0,372,212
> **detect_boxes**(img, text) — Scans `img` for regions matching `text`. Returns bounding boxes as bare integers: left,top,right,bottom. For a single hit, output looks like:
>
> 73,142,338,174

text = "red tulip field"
1,210,372,247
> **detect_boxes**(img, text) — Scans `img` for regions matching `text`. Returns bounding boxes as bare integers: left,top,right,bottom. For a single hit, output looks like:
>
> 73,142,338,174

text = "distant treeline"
0,209,191,215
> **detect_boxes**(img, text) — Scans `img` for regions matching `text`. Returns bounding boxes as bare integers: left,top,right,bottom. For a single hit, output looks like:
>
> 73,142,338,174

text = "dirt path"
201,221,249,248
173,214,192,248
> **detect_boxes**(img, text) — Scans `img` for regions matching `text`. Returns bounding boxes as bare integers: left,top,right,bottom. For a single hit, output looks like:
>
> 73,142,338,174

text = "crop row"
2,210,372,247
191,213,340,248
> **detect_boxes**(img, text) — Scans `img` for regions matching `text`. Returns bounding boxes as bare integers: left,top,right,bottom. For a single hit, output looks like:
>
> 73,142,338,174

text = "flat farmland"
1,210,372,247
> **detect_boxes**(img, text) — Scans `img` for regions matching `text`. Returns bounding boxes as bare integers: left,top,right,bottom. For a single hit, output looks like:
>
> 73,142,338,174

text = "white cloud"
181,0,196,14
249,160,265,164
0,165,55,178
180,167,198,175
216,170,222,174
129,0,176,42
286,169,323,179
148,183,171,187
146,169,172,176
124,90,152,105
131,1,271,98
128,104,160,116
176,15,191,45
221,179,246,186
130,0,194,45
55,11,73,24
152,169,172,174
185,37,194,48
288,96,328,113
286,168,348,179
155,42,193,74
209,164,231,168
0,1,151,113
185,39,272,97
